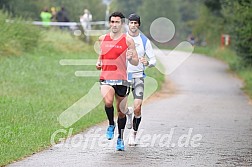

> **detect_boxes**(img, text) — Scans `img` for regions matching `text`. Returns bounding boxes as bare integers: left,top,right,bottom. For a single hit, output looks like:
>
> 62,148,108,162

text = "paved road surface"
9,51,252,167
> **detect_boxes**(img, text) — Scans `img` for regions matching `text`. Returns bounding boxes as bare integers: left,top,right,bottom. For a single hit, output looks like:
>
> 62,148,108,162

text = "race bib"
102,80,123,85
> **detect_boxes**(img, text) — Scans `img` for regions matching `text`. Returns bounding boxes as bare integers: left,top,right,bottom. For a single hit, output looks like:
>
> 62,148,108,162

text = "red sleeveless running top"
100,33,128,80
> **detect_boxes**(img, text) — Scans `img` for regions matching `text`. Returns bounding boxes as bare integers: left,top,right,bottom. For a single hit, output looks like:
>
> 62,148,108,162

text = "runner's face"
110,16,123,33
128,21,139,33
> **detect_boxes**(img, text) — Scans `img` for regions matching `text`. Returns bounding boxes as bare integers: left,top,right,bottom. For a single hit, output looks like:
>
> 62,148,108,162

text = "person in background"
80,9,93,42
56,6,70,29
80,9,92,30
50,7,57,22
40,7,52,27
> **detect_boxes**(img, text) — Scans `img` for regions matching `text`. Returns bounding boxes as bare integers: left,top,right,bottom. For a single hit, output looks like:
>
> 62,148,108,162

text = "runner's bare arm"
126,36,139,66
96,35,105,70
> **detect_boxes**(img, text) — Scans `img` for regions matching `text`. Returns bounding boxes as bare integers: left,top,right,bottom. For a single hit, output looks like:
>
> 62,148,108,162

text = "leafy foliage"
204,0,222,16
178,0,202,37
222,0,252,67
138,0,180,37
0,0,106,21
192,0,251,67
192,5,224,46
112,0,143,17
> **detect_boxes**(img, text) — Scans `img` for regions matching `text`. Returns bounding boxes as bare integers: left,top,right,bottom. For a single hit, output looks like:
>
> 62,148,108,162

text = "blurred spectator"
40,7,52,27
187,34,195,46
56,6,70,29
51,7,57,22
80,9,92,30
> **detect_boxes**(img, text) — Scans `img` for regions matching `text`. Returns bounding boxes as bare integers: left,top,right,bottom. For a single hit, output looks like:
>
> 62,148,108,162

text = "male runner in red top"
96,11,138,151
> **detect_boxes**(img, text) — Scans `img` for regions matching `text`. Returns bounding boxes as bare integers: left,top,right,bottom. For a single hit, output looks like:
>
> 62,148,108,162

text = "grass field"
0,29,164,166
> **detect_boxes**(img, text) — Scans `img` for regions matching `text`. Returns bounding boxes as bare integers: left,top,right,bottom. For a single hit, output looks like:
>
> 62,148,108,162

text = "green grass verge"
0,29,164,166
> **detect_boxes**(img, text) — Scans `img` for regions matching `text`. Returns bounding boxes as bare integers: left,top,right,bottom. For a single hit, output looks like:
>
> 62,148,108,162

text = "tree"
138,0,180,38
204,0,222,17
191,0,226,46
112,0,143,17
0,0,40,19
192,4,224,46
178,0,202,38
0,0,106,21
222,0,252,66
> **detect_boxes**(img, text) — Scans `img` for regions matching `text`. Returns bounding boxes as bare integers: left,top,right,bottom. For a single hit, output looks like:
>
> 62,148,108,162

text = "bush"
222,0,252,67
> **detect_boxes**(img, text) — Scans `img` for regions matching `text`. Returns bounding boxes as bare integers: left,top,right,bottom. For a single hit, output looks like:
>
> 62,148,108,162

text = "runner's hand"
140,57,149,66
96,61,102,70
126,49,133,61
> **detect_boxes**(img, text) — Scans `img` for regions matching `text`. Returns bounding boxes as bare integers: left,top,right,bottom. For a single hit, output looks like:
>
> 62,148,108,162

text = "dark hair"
109,12,125,23
128,13,141,26
43,7,49,12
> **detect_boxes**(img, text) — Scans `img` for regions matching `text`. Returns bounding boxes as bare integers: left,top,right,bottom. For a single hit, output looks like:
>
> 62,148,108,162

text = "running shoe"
128,131,137,146
106,125,115,140
126,107,133,129
116,138,125,151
